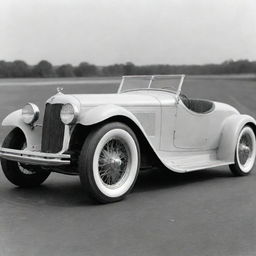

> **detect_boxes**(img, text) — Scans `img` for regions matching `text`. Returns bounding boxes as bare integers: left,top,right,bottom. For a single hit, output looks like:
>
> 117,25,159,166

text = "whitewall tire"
79,122,140,203
229,126,256,176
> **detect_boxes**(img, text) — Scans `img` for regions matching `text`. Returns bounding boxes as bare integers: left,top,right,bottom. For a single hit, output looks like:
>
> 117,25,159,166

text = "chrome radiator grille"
41,103,65,153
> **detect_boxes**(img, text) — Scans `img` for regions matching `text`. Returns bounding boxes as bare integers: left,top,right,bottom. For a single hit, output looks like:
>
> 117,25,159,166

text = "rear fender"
217,114,256,162
2,110,41,151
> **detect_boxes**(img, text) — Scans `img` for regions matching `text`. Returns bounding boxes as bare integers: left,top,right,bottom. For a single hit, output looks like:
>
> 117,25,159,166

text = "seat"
180,95,214,114
188,99,214,113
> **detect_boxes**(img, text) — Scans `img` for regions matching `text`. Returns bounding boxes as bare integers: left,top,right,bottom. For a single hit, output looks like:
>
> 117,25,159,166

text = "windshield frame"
118,74,185,97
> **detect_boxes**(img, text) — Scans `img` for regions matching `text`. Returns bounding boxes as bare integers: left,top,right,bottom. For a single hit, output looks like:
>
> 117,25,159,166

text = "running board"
158,150,233,173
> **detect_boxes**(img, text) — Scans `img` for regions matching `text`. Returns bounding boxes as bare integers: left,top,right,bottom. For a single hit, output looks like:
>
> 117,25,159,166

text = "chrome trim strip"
0,147,70,166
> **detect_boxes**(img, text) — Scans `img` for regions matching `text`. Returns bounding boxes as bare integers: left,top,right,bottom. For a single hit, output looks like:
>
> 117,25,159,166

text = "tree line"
0,59,255,78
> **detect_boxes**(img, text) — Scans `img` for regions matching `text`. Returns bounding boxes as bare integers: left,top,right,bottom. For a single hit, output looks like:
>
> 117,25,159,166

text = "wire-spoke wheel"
98,138,130,187
1,128,50,187
229,126,256,176
79,122,140,203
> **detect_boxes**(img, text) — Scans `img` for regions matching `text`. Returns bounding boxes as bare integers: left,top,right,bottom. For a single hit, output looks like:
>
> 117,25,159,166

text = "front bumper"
0,147,70,166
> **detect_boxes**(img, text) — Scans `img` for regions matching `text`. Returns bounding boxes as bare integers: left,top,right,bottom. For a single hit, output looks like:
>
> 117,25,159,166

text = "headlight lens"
60,103,78,124
22,103,40,125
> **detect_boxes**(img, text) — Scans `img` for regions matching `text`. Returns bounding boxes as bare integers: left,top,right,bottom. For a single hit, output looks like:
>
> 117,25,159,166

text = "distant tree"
124,62,136,75
56,64,75,77
32,60,55,77
11,60,30,77
233,59,253,73
102,64,125,76
252,61,256,73
0,59,256,78
222,59,234,65
74,62,98,76
0,61,9,77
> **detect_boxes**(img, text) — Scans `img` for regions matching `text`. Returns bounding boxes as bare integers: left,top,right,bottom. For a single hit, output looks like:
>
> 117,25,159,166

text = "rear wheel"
1,128,50,187
229,126,256,176
79,122,140,203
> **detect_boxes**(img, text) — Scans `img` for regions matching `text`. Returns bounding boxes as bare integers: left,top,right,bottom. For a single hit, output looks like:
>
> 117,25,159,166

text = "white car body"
0,74,255,174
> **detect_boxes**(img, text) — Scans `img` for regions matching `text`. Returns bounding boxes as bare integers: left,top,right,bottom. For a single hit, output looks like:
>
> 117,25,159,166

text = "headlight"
22,103,40,125
60,103,79,124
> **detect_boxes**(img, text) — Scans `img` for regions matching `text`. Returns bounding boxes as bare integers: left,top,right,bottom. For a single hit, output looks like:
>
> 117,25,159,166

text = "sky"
0,0,256,66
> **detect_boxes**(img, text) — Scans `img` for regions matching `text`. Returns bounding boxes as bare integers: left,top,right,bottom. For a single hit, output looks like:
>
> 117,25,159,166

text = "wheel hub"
98,139,128,186
238,134,252,166
239,144,250,153
110,158,122,169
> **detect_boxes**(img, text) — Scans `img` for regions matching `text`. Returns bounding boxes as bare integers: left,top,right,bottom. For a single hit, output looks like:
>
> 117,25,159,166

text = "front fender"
2,110,41,151
78,104,145,132
217,114,256,162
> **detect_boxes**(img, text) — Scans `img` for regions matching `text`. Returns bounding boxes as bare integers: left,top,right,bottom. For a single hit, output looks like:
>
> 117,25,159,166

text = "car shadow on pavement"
0,167,234,207
133,167,233,193
1,176,96,207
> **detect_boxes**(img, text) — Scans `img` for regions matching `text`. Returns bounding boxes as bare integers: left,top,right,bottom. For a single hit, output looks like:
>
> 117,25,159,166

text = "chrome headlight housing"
22,103,40,125
60,103,79,125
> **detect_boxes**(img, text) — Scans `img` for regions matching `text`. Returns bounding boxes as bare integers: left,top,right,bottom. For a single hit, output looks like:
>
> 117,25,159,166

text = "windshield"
118,75,185,94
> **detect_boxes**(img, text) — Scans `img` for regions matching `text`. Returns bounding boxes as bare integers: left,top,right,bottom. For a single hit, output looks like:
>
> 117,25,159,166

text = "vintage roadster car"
0,75,256,203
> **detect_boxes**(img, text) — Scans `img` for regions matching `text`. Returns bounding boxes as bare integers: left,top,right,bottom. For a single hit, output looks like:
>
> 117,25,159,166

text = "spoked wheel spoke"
238,133,253,166
98,138,129,187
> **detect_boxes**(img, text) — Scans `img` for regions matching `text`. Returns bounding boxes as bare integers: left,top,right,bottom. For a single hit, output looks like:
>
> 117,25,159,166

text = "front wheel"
1,128,50,187
79,122,140,203
229,126,256,176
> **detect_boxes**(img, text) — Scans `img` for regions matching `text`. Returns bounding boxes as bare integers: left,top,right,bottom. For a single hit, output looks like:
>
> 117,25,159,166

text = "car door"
173,101,217,150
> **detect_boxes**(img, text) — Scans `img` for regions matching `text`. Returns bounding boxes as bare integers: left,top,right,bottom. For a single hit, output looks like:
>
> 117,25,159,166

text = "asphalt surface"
0,76,256,256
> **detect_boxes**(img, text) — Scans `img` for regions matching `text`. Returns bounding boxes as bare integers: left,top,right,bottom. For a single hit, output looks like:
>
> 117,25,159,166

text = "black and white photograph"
0,0,256,255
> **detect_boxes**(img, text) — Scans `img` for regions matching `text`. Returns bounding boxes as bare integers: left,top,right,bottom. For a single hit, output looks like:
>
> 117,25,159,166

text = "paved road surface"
0,76,256,256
